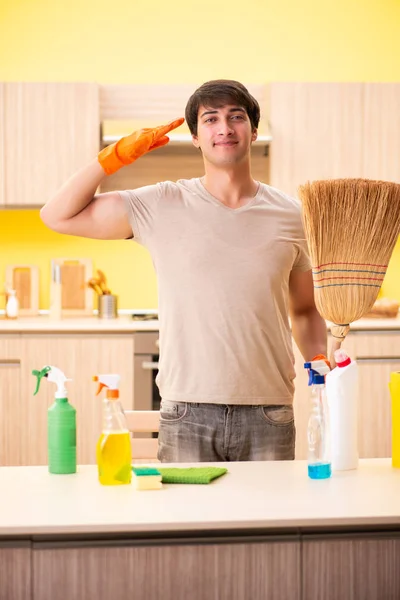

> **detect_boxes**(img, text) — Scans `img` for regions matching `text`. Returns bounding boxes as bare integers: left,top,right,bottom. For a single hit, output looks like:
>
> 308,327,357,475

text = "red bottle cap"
334,349,351,368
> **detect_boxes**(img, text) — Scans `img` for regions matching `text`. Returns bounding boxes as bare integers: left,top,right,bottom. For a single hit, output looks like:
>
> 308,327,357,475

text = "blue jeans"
157,401,296,462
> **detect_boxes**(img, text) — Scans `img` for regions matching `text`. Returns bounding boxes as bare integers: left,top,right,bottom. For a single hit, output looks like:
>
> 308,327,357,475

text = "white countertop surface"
0,315,400,333
1,459,400,536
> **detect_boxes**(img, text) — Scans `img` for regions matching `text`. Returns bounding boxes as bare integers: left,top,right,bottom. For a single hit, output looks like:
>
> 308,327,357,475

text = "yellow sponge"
132,467,162,490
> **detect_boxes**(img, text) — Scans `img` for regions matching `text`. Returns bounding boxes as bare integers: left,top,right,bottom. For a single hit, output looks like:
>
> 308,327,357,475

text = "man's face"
192,104,257,166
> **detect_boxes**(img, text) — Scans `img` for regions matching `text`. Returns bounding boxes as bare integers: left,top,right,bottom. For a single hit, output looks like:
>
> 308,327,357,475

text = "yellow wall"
1,0,400,308
0,211,158,309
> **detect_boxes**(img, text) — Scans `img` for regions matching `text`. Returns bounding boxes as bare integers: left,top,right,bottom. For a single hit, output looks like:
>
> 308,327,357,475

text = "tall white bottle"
326,349,359,471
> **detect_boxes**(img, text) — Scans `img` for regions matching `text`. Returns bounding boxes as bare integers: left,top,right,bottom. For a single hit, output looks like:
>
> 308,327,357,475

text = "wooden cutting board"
51,258,93,316
5,265,39,316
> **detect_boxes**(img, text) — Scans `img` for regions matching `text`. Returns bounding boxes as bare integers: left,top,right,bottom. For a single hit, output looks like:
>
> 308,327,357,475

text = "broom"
298,178,400,350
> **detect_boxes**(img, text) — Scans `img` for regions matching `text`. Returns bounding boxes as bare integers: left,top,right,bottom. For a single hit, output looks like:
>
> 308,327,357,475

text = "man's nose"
218,120,234,136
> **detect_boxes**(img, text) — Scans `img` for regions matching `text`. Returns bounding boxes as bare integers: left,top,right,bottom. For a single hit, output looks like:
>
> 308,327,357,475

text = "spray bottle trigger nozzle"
32,366,71,398
93,375,107,396
32,366,52,395
96,383,107,396
93,374,120,398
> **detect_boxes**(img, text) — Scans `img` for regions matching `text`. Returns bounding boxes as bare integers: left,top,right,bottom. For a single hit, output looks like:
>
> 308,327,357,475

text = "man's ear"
192,134,200,149
251,128,258,143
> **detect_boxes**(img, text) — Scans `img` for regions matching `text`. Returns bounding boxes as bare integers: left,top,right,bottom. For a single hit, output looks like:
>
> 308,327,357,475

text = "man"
41,79,327,462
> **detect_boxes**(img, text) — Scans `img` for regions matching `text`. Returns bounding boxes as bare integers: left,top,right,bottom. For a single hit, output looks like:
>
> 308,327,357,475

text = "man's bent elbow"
40,206,65,233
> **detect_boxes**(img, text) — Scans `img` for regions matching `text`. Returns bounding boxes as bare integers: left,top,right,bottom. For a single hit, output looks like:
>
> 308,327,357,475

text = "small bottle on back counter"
94,374,132,486
304,358,332,480
5,289,19,319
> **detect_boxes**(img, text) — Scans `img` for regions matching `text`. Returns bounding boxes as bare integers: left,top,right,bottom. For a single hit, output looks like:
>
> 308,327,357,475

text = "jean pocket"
159,400,189,423
260,405,294,427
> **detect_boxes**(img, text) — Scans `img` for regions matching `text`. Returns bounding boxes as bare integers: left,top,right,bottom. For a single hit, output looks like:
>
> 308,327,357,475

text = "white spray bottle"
304,358,332,479
326,349,359,471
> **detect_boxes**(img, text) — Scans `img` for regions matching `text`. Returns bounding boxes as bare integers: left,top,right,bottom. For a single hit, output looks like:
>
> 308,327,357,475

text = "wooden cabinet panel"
270,83,400,197
0,359,21,465
3,83,99,206
100,83,199,121
303,535,400,599
19,334,134,465
363,84,400,183
270,83,364,197
352,331,400,358
352,331,400,458
99,83,270,123
33,539,300,600
0,543,31,600
0,336,22,465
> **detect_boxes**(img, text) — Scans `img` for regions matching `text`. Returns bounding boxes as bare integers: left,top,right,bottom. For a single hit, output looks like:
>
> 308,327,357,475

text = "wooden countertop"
1,459,400,537
0,315,400,333
340,316,400,331
0,316,159,333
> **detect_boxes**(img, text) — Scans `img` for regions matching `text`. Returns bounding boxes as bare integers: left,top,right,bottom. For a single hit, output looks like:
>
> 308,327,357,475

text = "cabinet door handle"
356,357,400,364
142,361,159,370
0,359,21,367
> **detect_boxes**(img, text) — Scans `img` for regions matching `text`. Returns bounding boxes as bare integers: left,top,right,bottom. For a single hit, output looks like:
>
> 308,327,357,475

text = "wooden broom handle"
329,338,342,368
329,324,350,367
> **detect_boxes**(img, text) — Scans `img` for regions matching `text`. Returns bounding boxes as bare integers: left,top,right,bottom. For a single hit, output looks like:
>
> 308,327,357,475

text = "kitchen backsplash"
1,210,400,311
0,210,158,310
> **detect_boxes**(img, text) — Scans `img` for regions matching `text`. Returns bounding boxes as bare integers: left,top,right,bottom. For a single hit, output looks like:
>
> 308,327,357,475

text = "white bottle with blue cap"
304,359,332,479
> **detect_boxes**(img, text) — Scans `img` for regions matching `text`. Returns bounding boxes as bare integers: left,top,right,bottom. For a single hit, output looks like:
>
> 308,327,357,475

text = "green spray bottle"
32,366,77,474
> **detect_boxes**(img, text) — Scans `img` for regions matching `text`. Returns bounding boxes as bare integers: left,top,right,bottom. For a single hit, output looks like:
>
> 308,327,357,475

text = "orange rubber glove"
311,354,331,370
98,117,184,176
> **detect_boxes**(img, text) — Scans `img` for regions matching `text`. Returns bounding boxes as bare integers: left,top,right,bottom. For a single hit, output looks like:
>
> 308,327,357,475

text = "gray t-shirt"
119,178,311,405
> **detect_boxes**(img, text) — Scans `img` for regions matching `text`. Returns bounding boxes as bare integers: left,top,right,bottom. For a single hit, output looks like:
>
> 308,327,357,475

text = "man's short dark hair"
185,79,260,136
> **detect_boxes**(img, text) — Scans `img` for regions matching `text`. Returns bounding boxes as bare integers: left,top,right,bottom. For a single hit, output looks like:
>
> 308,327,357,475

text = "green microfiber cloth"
156,466,228,484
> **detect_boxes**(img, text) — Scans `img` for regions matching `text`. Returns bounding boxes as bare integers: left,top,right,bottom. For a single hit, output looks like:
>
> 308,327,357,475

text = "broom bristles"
298,179,400,340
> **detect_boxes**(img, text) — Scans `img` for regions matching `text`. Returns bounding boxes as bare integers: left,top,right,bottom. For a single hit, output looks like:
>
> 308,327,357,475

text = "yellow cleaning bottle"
93,374,132,485
389,372,400,468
